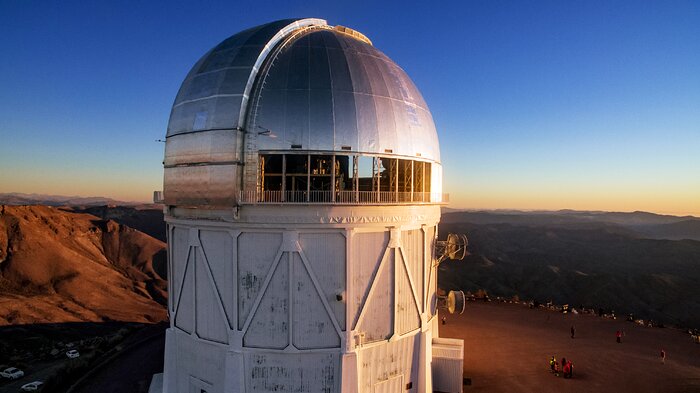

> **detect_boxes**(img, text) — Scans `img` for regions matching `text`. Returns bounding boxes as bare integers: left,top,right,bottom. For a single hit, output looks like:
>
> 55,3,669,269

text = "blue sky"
0,0,698,214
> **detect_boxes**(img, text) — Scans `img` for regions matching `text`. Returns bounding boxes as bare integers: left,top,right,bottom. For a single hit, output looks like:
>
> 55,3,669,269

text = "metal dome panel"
166,18,327,137
163,19,443,207
248,29,440,162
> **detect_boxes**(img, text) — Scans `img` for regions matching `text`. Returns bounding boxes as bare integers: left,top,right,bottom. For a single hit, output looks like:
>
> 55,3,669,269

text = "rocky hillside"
0,205,167,325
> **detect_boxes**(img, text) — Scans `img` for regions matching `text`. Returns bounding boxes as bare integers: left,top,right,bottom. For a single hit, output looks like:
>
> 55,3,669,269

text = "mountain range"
439,210,700,328
441,209,700,241
0,192,146,208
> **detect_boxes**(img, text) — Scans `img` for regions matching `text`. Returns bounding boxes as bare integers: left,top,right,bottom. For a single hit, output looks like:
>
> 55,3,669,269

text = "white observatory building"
156,18,464,393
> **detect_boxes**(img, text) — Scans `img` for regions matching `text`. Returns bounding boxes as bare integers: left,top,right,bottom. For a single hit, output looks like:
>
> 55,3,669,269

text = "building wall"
164,205,440,393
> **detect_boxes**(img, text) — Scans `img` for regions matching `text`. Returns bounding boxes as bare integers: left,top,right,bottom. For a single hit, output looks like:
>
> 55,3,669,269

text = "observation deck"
242,151,445,205
239,190,449,205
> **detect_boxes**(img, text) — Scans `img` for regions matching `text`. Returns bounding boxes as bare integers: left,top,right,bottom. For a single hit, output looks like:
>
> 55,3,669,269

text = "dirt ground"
439,302,700,393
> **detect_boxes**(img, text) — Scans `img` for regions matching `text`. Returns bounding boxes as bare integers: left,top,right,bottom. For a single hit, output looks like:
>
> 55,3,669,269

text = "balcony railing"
239,191,449,205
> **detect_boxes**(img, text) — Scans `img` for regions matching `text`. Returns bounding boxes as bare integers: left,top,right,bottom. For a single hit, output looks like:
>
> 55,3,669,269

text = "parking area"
1,360,68,392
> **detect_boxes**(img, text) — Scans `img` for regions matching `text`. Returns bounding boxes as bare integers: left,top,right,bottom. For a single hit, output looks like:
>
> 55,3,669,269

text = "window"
309,155,333,202
257,153,431,203
285,154,308,202
260,154,283,191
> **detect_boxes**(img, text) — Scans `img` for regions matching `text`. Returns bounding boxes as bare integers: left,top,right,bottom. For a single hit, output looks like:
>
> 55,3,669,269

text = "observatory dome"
158,19,462,393
163,18,442,206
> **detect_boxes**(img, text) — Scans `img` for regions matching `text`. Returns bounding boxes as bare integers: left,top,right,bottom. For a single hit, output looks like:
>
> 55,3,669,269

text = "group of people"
549,355,574,379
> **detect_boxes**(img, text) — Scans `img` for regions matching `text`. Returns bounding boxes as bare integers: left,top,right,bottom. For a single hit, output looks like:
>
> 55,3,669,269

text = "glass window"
379,157,397,202
257,153,433,203
398,159,413,201
285,154,308,202
309,155,333,202
414,160,432,201
260,154,283,198
425,162,431,194
335,155,351,202
356,156,374,201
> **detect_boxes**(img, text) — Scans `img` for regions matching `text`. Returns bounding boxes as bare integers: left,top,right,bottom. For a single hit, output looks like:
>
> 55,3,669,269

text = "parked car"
0,367,24,379
20,381,43,391
66,349,80,359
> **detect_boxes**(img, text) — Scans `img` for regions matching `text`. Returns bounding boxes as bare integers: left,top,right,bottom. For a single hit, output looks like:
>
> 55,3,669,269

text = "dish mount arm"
435,233,468,265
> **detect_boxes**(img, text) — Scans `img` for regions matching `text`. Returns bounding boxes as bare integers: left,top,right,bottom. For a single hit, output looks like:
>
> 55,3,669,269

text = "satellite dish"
435,233,468,264
445,290,466,314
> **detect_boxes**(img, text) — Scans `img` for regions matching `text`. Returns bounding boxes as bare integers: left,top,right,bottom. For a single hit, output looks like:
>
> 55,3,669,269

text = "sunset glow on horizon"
1,1,698,217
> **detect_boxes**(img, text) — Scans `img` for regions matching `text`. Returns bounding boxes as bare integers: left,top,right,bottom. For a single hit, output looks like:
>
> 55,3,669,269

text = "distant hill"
73,205,166,242
439,210,700,328
0,192,143,207
0,205,167,325
442,210,700,241
633,220,700,241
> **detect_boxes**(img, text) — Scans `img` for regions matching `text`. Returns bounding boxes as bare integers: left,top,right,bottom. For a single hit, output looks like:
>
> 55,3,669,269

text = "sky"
0,1,698,215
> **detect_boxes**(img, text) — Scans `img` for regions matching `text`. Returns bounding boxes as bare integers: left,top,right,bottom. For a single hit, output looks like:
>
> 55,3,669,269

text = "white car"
0,366,24,379
20,381,43,391
66,349,80,359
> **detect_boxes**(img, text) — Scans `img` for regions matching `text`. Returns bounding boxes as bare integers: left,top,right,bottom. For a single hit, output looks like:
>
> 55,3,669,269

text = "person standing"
571,325,576,339
661,349,666,364
550,356,556,373
616,330,622,343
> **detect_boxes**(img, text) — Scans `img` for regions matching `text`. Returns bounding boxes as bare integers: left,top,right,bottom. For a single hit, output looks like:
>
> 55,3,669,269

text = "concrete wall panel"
299,232,346,329
356,248,394,343
396,252,420,335
175,249,195,333
350,232,389,330
238,232,282,329
243,253,289,349
292,253,341,349
372,375,403,393
401,229,424,313
173,329,226,393
171,227,190,311
199,230,235,328
425,226,437,318
195,253,229,343
357,334,421,393
244,352,340,393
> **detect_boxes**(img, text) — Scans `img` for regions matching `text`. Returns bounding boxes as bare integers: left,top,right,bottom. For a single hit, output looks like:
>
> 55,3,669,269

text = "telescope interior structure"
158,18,463,393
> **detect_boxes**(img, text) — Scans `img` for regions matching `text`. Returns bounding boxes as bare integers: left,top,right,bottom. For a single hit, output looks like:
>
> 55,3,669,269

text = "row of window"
258,153,431,202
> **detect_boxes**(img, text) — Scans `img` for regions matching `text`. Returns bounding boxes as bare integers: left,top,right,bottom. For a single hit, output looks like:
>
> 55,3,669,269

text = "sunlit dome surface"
167,18,440,162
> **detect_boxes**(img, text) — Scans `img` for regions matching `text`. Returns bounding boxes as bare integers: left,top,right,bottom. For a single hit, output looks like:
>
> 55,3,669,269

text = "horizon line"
1,191,697,219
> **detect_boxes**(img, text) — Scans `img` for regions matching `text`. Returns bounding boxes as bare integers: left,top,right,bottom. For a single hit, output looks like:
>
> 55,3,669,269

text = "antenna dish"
446,290,466,314
435,233,468,264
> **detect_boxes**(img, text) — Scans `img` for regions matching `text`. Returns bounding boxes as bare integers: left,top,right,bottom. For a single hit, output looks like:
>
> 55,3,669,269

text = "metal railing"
239,191,449,205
